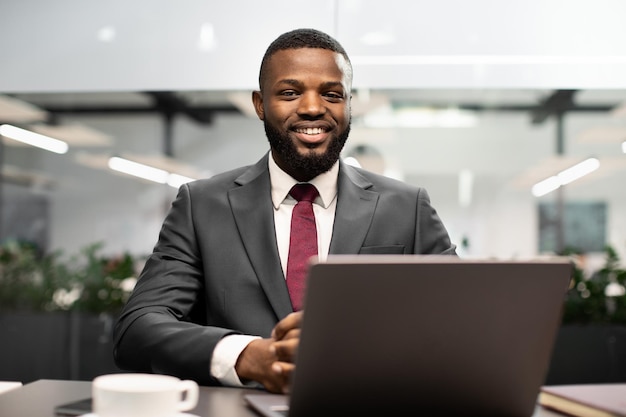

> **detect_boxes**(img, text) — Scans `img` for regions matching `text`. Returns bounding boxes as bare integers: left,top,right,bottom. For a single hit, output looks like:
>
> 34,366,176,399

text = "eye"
323,92,344,102
279,90,299,99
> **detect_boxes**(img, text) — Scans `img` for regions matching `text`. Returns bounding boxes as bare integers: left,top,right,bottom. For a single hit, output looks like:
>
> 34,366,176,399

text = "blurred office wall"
1,0,625,262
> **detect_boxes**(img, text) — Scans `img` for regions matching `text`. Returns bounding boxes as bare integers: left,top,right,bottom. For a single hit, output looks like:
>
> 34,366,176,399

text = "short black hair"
258,28,352,90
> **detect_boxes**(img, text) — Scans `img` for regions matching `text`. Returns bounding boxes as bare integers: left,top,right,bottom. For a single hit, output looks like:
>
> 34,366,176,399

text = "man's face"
252,48,352,182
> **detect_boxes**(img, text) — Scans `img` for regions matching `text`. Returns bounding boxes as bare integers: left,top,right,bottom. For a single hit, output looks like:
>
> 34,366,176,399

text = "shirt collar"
269,152,339,210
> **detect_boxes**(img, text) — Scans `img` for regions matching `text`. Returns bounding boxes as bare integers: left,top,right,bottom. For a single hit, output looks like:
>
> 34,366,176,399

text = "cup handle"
177,380,199,412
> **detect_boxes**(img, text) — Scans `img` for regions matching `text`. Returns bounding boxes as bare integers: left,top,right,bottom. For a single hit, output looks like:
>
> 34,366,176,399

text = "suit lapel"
228,154,293,319
329,162,379,254
227,157,379,317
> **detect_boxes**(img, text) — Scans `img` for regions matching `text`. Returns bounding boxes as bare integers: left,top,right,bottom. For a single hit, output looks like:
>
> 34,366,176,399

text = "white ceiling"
3,0,626,92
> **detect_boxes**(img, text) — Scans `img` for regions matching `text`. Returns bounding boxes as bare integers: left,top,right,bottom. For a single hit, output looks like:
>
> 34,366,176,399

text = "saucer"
78,413,200,417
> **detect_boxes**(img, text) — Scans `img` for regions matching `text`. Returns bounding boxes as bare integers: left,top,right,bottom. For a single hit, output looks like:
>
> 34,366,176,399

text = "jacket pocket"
359,245,405,254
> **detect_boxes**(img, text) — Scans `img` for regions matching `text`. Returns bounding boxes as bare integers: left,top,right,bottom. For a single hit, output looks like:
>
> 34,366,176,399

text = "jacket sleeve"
414,187,457,255
112,183,235,386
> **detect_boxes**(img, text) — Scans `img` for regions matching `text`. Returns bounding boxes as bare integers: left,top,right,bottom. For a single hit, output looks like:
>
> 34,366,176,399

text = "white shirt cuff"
211,334,261,386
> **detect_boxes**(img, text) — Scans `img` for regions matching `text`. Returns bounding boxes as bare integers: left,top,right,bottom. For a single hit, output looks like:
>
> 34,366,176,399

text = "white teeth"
297,127,324,135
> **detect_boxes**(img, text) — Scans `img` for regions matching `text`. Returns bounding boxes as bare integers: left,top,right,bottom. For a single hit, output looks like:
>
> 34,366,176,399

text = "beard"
264,119,351,181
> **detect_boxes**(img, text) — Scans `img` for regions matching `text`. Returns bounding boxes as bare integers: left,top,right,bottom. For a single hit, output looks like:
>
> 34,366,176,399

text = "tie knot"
290,183,319,203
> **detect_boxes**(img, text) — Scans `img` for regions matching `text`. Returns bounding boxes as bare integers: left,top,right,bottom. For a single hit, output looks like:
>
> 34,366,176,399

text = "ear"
251,90,264,120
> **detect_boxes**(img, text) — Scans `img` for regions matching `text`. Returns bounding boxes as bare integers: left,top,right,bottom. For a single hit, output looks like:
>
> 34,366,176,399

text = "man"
113,28,456,394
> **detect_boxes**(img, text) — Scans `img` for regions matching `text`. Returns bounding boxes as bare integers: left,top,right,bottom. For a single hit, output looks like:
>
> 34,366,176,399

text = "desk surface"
0,379,566,417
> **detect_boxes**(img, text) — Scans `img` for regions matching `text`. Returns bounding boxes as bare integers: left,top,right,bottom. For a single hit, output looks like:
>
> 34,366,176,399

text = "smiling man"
113,28,456,394
254,43,352,182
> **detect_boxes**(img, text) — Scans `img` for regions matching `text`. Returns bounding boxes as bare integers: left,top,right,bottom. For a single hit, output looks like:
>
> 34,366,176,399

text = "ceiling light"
557,158,600,185
197,23,217,52
97,26,116,43
108,156,197,188
531,158,600,197
622,141,626,153
0,124,68,154
108,156,169,184
532,176,561,197
167,173,196,188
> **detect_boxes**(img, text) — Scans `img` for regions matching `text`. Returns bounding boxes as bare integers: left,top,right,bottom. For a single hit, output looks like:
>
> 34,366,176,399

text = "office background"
1,0,626,269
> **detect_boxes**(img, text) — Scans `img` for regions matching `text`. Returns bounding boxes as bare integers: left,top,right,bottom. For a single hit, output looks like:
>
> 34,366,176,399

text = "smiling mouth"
294,127,326,135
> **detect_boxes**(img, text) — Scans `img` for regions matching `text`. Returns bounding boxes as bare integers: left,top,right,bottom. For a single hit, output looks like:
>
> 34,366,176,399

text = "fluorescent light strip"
351,55,626,66
0,124,69,154
108,156,196,188
532,158,600,197
622,141,626,153
557,158,600,185
167,173,196,188
532,176,561,197
108,157,169,184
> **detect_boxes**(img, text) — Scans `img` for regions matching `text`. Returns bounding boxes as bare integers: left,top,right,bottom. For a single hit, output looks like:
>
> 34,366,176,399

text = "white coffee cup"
92,373,199,417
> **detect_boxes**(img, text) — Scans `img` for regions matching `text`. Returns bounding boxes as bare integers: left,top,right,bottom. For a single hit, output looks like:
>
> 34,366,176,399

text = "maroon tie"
286,183,319,311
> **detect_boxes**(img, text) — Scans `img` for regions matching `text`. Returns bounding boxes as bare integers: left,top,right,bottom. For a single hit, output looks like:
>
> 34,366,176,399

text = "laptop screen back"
287,255,571,417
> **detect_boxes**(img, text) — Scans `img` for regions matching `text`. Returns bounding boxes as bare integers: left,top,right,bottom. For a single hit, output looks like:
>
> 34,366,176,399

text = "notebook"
539,384,626,417
245,255,572,417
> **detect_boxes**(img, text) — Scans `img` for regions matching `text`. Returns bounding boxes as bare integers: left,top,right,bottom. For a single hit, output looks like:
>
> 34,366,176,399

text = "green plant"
0,240,73,311
0,240,137,314
68,242,136,314
562,245,626,325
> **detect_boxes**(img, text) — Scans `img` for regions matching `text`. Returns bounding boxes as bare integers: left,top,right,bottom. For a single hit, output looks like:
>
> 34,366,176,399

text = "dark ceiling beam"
530,89,578,124
35,92,241,158
456,103,612,113
395,90,614,127
392,100,613,115
35,91,240,124
144,91,217,125
39,99,241,157
143,91,227,157
39,93,615,122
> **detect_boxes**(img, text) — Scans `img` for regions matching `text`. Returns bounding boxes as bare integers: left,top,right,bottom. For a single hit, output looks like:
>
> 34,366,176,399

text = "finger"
272,311,303,340
280,328,300,340
271,338,299,362
271,361,295,394
234,338,293,395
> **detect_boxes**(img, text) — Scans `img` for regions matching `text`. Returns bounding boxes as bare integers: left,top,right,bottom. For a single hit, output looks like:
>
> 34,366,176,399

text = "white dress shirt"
210,154,339,386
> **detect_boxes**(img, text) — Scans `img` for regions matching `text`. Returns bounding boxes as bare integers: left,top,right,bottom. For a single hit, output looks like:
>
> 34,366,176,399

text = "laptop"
245,255,572,417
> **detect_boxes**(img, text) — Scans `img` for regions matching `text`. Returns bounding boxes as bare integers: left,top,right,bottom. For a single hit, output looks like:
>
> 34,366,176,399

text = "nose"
297,92,326,117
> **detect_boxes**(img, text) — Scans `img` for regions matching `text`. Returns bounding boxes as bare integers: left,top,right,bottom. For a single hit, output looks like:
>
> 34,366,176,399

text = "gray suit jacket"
113,153,456,385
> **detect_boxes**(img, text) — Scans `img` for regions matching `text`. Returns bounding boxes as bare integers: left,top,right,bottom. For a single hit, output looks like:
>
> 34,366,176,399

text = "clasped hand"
234,311,302,393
